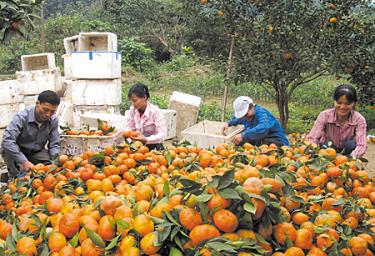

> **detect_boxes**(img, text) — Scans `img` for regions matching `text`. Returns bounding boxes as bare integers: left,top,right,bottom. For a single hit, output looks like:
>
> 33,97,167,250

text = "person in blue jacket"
221,96,289,147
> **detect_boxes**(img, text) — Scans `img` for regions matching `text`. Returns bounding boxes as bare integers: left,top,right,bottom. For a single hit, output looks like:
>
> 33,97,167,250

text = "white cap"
233,96,254,118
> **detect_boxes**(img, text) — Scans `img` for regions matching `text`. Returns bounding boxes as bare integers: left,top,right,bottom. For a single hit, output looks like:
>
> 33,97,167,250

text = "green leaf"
207,241,237,252
39,244,49,256
69,233,79,248
6,235,15,251
105,235,121,250
291,195,306,204
85,228,106,248
169,247,184,256
116,219,130,230
244,202,256,214
163,181,170,198
195,193,213,203
219,188,242,200
166,152,173,165
218,170,235,190
11,224,18,241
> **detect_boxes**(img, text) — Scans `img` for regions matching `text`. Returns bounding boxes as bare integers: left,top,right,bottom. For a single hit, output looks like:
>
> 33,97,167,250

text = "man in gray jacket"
1,90,60,181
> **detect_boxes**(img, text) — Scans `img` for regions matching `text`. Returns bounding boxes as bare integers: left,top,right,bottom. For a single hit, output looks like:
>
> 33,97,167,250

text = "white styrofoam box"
168,91,202,137
56,101,74,129
64,35,79,55
60,130,123,156
0,80,22,104
73,105,121,129
21,53,56,71
64,79,122,105
16,68,63,95
0,104,21,128
124,109,177,140
80,112,127,130
63,52,121,79
78,32,117,52
181,120,244,149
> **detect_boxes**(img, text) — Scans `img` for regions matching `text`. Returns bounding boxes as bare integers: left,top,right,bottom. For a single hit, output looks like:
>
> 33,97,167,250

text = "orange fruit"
213,209,238,233
189,224,220,246
207,194,230,211
243,177,264,195
59,213,80,238
16,237,37,255
179,207,202,231
273,222,297,245
140,232,161,255
134,214,154,237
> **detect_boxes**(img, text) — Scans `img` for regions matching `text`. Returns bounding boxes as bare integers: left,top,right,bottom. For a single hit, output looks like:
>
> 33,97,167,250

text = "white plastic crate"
124,109,177,140
80,112,127,130
0,80,22,104
60,130,123,156
168,91,201,137
73,105,121,129
64,79,122,105
21,53,56,71
63,35,79,55
56,101,74,129
78,32,117,52
16,68,63,95
181,120,244,149
63,52,121,79
0,104,21,128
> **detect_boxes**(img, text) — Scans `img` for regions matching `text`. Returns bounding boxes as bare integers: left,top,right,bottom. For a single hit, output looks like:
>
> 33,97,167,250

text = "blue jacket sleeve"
227,117,242,126
241,109,275,140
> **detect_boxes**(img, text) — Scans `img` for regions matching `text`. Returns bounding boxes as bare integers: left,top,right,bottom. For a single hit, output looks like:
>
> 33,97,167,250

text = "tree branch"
287,70,328,99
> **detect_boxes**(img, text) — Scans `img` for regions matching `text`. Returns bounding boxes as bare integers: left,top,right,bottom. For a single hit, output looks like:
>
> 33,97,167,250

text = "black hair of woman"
333,84,358,104
128,83,150,99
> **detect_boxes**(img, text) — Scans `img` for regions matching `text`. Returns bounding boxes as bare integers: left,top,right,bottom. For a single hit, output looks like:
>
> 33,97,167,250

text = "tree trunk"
275,86,289,129
40,1,46,52
221,34,235,121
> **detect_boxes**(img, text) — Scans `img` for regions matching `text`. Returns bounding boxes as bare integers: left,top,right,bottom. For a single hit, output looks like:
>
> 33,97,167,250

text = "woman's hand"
130,132,147,144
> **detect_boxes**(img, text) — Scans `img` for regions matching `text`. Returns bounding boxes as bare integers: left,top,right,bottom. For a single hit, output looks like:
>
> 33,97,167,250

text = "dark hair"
333,84,357,104
128,83,150,99
38,90,60,105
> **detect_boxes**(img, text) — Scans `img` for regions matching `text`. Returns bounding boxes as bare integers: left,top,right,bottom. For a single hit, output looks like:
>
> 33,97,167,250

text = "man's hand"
231,134,243,145
21,161,34,171
221,123,229,136
130,132,147,144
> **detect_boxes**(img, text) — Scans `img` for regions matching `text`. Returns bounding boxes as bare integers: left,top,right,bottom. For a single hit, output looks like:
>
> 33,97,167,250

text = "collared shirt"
227,105,289,146
1,106,60,164
125,102,167,144
307,108,367,157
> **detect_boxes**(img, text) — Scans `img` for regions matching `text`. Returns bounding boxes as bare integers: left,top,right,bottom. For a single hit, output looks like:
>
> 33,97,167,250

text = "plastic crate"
16,68,63,95
72,105,121,129
181,120,244,149
168,91,201,137
64,79,122,105
0,80,22,105
63,52,121,79
60,130,123,156
21,53,56,71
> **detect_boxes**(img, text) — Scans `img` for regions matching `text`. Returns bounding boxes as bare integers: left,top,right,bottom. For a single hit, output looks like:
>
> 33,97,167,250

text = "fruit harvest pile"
0,139,374,256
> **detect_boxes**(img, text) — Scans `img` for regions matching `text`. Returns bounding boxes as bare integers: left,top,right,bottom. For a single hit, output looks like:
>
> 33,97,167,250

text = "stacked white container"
62,32,122,128
16,53,63,109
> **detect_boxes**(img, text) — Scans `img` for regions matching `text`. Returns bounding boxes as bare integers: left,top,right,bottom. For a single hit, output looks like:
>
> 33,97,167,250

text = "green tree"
184,0,375,128
0,0,43,41
118,37,154,72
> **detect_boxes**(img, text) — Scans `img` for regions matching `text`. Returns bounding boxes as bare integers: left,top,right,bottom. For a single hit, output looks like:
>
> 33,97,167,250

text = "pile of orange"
0,139,374,256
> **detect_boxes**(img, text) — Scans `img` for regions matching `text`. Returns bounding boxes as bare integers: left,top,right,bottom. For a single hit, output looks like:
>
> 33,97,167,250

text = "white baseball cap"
233,96,254,118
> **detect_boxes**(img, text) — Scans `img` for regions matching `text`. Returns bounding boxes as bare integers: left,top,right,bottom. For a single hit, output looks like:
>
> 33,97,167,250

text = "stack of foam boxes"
62,32,122,128
16,53,63,109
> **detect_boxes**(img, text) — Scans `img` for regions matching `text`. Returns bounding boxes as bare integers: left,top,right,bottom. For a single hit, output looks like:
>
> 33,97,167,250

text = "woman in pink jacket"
307,84,367,158
125,83,167,150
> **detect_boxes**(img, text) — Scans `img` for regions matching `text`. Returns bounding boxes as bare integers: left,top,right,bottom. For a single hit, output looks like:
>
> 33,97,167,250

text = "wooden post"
40,1,46,52
221,33,235,122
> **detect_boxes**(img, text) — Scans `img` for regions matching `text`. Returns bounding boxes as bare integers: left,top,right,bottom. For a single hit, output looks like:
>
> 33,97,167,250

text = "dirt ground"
365,143,375,177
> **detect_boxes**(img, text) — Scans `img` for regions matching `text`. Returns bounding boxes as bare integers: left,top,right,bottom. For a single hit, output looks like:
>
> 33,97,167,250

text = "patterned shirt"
307,108,367,157
125,102,166,144
1,106,60,164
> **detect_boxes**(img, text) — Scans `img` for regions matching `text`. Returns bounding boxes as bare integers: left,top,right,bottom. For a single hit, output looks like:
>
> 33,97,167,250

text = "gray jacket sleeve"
48,118,60,157
1,114,28,164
